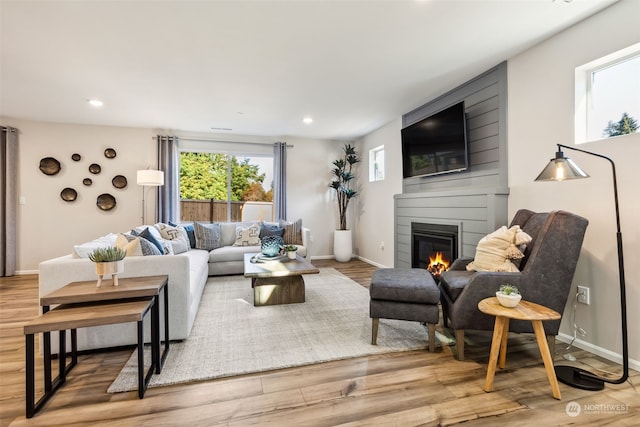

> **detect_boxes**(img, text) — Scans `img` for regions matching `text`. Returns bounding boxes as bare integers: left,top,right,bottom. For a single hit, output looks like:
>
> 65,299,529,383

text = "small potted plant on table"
496,284,521,307
283,244,298,260
89,246,127,288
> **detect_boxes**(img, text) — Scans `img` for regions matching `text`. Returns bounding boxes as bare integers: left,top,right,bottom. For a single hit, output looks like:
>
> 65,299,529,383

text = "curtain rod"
155,135,292,148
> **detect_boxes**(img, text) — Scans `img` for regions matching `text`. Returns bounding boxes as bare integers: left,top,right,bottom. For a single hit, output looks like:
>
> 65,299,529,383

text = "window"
575,43,640,143
179,151,273,222
369,145,385,182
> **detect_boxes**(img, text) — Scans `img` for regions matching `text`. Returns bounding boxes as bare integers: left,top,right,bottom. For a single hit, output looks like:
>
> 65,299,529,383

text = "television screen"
401,101,468,179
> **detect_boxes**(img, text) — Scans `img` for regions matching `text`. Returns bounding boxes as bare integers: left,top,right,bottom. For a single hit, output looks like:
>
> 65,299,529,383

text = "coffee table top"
243,253,319,278
41,275,168,306
478,297,560,321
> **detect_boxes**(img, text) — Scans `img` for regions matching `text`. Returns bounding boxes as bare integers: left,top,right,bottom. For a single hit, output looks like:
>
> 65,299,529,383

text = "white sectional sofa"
38,220,311,352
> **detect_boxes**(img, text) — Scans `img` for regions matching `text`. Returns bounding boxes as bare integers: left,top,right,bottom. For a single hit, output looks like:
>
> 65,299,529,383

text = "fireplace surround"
411,222,459,276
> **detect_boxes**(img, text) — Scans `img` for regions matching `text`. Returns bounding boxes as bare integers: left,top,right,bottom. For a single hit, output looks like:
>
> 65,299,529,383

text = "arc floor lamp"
137,169,164,224
535,143,628,390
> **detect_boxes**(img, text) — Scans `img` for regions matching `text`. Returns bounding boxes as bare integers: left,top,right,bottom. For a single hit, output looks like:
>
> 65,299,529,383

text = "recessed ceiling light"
303,117,313,124
88,99,103,108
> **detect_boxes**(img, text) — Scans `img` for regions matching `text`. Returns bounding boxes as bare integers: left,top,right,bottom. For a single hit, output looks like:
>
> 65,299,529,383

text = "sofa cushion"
156,223,190,254
233,223,260,246
170,221,196,248
123,233,162,256
279,219,303,245
133,227,166,255
73,233,118,258
209,245,258,263
194,222,222,250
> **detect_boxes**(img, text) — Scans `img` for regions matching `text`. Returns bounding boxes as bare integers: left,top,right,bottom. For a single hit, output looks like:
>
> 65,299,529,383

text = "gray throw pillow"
259,221,284,239
194,222,222,250
124,233,162,256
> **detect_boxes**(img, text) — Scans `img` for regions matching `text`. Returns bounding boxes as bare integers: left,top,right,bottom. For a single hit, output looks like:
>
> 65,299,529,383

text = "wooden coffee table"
244,253,319,306
478,297,562,400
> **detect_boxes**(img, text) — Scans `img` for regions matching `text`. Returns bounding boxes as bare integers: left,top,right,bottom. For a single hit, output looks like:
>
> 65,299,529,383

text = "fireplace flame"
427,252,450,278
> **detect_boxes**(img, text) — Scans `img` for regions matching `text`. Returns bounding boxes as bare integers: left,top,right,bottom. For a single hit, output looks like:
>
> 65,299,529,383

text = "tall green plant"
329,144,359,230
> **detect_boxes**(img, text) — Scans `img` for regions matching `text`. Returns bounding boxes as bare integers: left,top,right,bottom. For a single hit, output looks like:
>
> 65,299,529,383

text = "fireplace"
411,222,459,278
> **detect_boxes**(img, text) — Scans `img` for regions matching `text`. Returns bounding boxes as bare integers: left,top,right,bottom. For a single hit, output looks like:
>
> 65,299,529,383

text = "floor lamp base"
555,365,605,391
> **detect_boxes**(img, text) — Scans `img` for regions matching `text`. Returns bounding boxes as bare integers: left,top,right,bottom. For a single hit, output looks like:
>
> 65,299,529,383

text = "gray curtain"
157,135,180,223
1,127,18,276
273,141,287,220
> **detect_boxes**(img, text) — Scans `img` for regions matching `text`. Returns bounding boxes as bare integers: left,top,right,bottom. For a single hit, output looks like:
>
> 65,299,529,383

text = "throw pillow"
259,221,284,239
115,233,143,257
156,222,190,253
279,219,303,245
466,225,532,273
233,223,261,247
123,233,162,256
169,221,196,248
194,222,222,250
132,227,165,255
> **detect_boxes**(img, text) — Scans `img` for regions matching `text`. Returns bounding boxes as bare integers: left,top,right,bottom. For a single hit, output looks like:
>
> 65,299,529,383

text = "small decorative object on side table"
261,235,284,257
88,246,126,287
496,284,521,307
283,244,298,260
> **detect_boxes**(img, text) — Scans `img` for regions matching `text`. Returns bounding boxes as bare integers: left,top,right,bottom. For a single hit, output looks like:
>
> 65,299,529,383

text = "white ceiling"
0,0,617,141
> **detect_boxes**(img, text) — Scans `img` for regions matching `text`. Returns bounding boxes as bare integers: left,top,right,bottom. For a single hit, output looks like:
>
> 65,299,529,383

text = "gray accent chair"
438,209,588,360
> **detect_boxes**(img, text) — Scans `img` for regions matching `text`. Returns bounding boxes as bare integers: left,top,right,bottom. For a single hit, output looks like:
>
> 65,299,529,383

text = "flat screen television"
401,101,468,179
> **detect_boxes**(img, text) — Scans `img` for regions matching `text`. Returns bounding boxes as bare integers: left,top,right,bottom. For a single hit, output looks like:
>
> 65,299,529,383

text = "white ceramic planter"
334,229,353,262
496,292,522,308
95,260,124,288
287,251,297,260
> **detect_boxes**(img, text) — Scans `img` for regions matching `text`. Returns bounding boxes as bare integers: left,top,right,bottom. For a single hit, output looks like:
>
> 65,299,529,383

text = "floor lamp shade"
535,143,628,391
136,170,164,186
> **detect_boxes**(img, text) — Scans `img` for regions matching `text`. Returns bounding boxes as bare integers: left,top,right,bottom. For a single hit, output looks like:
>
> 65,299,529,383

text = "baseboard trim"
356,255,389,269
557,332,640,372
15,269,39,275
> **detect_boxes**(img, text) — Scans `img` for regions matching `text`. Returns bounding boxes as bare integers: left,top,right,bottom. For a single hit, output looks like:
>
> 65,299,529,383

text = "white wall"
354,118,403,267
508,0,639,366
2,117,345,271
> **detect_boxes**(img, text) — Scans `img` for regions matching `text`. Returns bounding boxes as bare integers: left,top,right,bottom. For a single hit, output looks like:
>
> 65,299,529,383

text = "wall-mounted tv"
401,101,468,179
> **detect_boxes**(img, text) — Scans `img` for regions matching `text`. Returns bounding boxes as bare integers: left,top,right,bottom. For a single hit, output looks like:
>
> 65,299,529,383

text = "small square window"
575,43,640,143
369,145,385,182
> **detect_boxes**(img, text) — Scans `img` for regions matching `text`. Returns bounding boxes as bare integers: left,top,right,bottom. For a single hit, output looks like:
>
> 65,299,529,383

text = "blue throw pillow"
259,221,284,239
132,227,165,254
169,220,196,248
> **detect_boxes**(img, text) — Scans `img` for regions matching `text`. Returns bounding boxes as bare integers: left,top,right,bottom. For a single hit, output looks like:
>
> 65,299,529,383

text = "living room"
1,0,639,424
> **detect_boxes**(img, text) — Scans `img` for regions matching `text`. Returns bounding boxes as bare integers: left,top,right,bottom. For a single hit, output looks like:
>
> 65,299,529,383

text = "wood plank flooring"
1,259,638,426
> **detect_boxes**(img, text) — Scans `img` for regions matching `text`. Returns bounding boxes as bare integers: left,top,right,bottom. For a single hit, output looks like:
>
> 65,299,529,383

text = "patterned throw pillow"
233,223,261,247
194,222,222,250
279,219,303,245
169,221,196,248
156,223,190,254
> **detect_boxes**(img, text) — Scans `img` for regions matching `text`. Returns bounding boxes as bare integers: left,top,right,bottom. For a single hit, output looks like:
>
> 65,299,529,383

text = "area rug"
108,268,429,393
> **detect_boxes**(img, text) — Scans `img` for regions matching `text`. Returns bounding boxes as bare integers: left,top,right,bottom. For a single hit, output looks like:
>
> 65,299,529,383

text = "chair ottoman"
369,268,440,352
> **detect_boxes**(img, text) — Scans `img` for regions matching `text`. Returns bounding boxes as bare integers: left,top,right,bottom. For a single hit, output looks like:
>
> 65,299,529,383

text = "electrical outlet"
577,285,590,305
380,241,385,250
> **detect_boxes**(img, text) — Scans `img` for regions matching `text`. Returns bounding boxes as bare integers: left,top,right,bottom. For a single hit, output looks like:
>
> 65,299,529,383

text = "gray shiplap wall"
395,62,509,267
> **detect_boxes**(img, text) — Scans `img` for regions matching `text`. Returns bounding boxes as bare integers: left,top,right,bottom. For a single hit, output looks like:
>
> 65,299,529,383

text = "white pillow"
73,233,118,258
233,223,260,247
466,226,532,273
115,234,143,257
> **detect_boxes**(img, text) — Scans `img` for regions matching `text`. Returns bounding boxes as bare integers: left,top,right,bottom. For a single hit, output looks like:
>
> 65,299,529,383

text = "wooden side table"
478,297,562,400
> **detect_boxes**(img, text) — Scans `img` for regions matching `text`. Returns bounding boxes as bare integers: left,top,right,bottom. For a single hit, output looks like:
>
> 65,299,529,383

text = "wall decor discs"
104,148,117,159
83,178,92,186
89,163,101,174
112,175,127,189
60,187,77,202
71,153,81,161
96,193,116,211
39,157,61,175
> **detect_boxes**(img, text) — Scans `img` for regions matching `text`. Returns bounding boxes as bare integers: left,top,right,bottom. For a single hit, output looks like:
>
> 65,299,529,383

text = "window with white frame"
369,145,385,182
575,42,640,143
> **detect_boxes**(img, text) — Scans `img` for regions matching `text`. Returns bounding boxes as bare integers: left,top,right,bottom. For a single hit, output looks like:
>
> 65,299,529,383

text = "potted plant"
329,143,359,262
89,246,126,288
282,244,298,260
496,284,522,307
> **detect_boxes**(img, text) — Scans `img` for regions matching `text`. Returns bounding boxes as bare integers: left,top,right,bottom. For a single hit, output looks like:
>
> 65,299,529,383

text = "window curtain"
1,127,18,276
273,141,287,220
157,135,180,224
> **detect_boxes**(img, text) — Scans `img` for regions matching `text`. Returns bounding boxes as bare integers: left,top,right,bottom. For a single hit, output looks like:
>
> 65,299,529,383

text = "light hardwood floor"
1,259,638,426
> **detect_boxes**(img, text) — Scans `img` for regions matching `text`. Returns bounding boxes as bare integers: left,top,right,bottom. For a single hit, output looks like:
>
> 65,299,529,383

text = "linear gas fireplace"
412,222,459,278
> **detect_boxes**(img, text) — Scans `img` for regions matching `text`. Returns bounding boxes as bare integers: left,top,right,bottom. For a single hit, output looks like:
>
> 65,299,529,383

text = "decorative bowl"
496,292,522,308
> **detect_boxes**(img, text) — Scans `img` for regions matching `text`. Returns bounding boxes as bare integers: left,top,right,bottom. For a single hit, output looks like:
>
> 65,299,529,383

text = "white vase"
334,229,353,262
287,251,297,260
95,260,124,288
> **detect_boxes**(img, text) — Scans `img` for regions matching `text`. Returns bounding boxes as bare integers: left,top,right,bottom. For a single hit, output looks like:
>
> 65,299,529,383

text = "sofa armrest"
449,257,473,270
301,227,311,258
